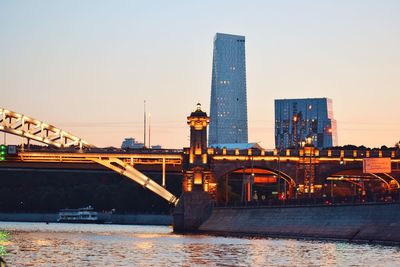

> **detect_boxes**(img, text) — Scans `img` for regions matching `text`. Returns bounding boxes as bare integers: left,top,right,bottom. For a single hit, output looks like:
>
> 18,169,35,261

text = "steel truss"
0,108,92,149
0,108,179,204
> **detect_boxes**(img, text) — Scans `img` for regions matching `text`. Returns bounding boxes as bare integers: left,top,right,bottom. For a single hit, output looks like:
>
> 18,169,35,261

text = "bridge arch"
221,166,296,188
324,169,400,197
1,107,178,205
218,165,297,202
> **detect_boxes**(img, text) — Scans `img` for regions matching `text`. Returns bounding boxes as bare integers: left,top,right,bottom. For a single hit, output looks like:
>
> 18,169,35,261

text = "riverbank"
198,202,400,245
0,212,172,225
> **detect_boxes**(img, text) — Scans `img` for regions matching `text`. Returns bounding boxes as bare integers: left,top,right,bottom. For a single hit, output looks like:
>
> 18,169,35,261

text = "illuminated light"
254,176,277,184
0,145,6,161
195,147,202,155
293,116,297,122
202,154,207,164
194,172,202,184
203,181,209,192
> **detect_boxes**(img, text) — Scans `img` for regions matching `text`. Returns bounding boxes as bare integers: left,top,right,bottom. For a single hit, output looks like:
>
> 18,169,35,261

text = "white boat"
57,206,104,224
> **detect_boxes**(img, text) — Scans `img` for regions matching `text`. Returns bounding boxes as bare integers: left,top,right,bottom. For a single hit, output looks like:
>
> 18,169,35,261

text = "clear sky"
1,1,399,149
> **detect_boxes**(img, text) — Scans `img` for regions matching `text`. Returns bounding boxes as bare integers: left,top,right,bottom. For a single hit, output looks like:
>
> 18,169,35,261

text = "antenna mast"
144,100,146,148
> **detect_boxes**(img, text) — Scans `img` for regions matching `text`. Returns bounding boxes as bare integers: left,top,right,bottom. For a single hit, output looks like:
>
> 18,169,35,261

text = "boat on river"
57,206,105,224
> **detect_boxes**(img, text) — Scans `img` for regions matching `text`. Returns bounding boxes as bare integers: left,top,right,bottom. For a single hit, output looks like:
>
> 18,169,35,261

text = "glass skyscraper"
275,98,338,149
209,33,248,145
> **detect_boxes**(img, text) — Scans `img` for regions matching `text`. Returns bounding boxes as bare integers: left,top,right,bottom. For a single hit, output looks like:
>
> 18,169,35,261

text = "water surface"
1,222,400,266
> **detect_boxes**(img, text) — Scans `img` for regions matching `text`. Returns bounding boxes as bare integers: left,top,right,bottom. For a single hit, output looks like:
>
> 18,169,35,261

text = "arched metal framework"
0,108,179,205
90,157,178,205
0,108,92,149
327,172,400,191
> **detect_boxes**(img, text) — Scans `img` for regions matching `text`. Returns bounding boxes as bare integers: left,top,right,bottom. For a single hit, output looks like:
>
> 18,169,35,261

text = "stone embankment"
199,202,400,245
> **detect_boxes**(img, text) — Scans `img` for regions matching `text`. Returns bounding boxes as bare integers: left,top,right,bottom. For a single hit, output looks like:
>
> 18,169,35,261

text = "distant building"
275,98,338,149
151,145,162,149
209,33,248,145
121,138,144,149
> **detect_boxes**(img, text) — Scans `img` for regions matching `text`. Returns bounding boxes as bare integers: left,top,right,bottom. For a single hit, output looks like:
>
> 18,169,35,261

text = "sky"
1,0,399,149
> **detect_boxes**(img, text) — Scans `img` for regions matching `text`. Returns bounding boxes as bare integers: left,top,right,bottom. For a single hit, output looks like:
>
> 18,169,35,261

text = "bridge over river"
1,106,400,229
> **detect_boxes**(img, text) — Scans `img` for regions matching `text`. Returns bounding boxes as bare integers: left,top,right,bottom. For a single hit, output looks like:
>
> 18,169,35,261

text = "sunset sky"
1,1,399,149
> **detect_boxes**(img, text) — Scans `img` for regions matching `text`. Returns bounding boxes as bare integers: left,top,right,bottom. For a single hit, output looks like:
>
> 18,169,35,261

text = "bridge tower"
183,103,216,195
173,103,216,232
299,135,317,196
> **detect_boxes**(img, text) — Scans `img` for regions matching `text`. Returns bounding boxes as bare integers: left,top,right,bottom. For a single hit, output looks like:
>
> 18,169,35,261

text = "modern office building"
275,98,338,149
208,33,248,145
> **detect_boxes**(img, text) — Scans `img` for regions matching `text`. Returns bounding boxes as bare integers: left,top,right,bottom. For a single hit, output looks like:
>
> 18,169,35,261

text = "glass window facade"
209,33,248,145
275,98,338,149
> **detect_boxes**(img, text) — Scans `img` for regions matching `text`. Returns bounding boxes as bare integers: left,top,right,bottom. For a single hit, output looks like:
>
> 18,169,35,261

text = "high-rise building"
275,98,338,149
208,33,248,145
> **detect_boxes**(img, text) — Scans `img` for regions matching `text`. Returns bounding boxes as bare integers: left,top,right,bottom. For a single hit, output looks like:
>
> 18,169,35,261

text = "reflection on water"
1,222,400,266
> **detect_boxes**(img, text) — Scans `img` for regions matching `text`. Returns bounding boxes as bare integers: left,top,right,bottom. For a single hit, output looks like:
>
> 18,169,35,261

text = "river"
1,222,400,266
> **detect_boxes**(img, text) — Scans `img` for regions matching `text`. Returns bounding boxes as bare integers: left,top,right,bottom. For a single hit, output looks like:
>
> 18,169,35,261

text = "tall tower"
183,103,216,194
209,33,248,145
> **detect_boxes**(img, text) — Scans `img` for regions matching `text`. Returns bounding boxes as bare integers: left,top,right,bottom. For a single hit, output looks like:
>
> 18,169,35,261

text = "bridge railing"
18,146,183,155
216,193,400,208
210,147,400,159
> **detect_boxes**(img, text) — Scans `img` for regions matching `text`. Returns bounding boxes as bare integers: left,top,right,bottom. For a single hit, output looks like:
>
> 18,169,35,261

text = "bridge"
0,108,179,205
1,107,400,209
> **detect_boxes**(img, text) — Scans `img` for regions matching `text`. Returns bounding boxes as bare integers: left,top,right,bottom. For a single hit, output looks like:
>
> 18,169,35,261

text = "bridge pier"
173,191,213,232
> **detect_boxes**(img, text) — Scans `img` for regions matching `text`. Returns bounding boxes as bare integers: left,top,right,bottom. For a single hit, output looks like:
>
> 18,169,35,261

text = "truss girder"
90,157,178,205
0,108,92,149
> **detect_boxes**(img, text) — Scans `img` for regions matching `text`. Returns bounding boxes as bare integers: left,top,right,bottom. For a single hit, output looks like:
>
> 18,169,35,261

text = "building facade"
121,138,144,149
208,33,248,145
275,98,338,149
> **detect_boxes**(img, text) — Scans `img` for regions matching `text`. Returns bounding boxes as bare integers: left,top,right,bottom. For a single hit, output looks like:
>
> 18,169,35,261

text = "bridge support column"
173,191,213,233
173,104,215,232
